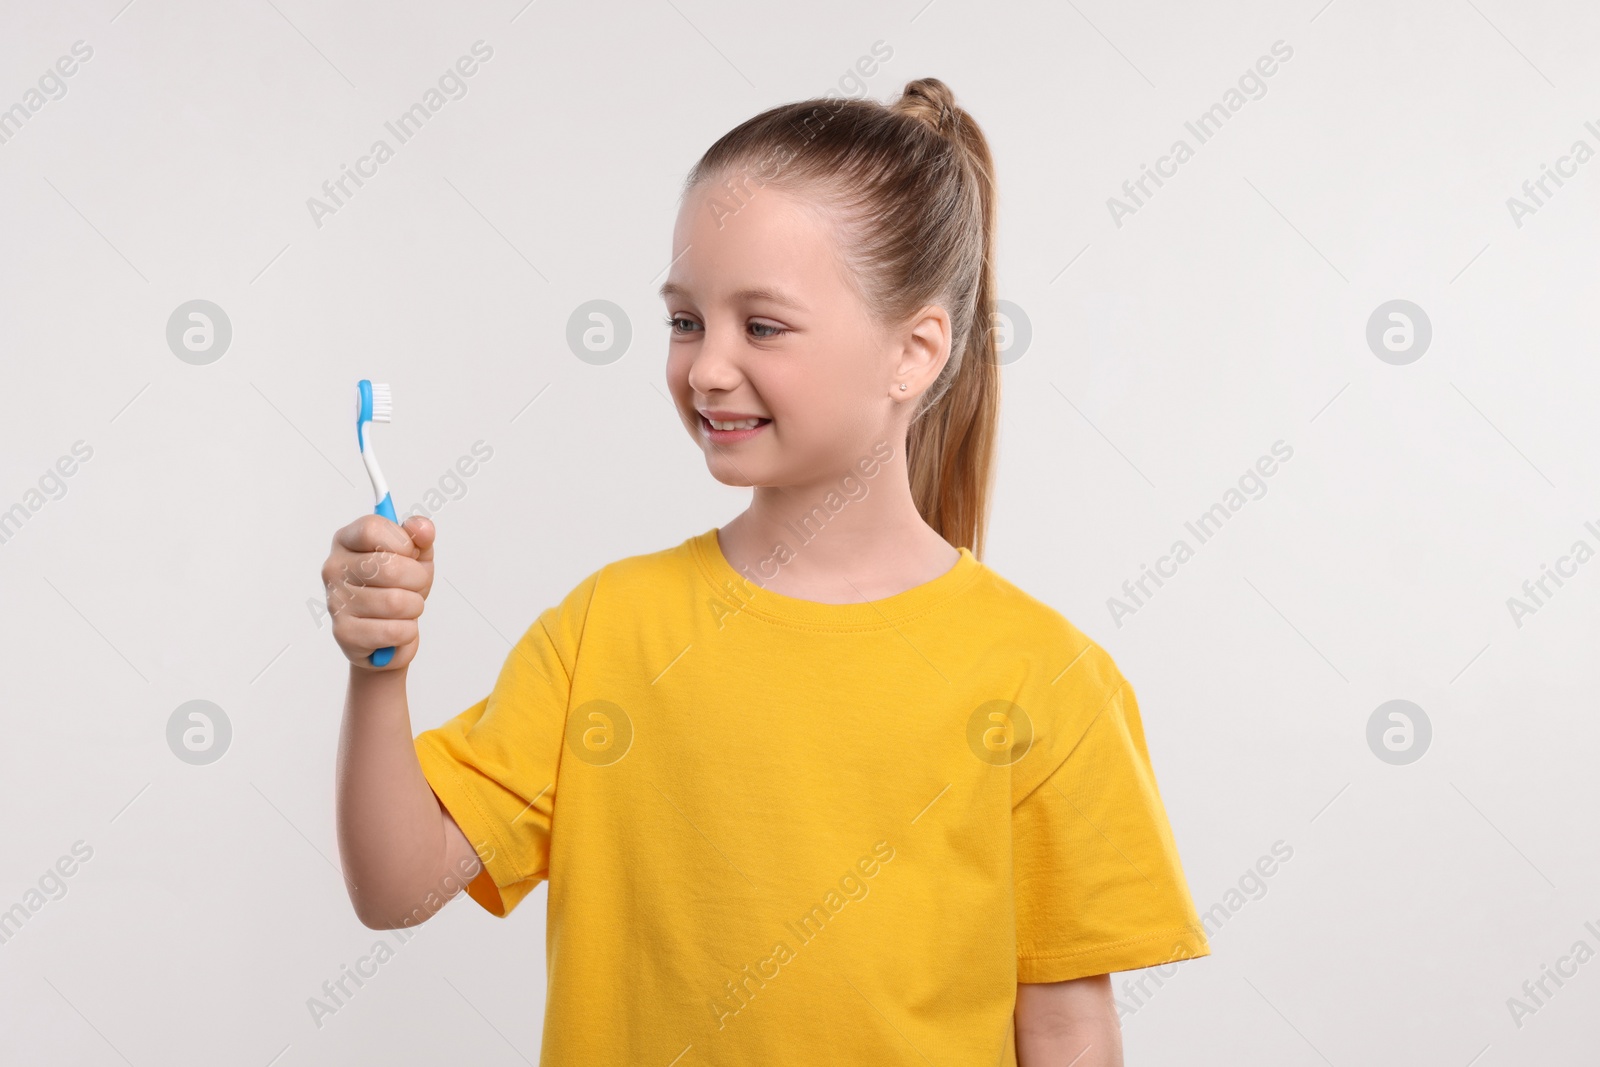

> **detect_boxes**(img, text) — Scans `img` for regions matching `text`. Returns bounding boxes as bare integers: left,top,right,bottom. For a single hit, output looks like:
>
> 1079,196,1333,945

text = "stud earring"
899,383,908,391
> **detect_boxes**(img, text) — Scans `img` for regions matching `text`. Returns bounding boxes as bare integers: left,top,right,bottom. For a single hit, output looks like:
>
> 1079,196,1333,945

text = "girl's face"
661,177,945,489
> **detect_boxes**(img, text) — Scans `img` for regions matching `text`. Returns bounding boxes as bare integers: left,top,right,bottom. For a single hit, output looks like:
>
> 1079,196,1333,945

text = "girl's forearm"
334,664,460,928
1015,975,1124,1067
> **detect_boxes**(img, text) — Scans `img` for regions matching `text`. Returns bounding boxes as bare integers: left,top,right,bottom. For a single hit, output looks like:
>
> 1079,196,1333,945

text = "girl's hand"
322,514,435,670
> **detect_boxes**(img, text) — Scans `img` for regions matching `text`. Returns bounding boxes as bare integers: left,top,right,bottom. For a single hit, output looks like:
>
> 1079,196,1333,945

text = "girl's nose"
685,324,744,394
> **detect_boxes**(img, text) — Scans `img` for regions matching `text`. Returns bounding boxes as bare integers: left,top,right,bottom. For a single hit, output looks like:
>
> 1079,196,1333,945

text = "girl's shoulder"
965,560,1128,692
584,529,707,593
518,533,701,633
539,529,710,625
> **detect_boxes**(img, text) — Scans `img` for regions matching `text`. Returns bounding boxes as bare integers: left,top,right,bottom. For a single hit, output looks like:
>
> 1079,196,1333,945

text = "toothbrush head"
357,379,391,451
358,379,391,424
369,382,391,423
354,379,398,554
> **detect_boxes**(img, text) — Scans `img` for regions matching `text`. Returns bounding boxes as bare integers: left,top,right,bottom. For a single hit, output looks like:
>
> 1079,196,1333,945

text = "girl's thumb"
403,515,436,556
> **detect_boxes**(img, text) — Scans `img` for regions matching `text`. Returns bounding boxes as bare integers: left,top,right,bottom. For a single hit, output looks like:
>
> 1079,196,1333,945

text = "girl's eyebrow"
657,282,808,312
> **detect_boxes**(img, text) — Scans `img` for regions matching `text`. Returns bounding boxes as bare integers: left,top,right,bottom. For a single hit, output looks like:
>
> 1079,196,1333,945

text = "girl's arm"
325,515,481,928
336,663,481,928
1015,974,1123,1066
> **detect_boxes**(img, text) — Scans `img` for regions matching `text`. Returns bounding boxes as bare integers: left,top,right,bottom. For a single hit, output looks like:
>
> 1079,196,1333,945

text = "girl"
325,78,1208,1066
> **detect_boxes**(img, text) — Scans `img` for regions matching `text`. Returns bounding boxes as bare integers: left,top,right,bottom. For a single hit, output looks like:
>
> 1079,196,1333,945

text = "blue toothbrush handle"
368,491,398,667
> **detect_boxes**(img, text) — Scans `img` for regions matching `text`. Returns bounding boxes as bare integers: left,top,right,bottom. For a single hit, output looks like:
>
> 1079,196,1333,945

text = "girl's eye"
662,316,787,340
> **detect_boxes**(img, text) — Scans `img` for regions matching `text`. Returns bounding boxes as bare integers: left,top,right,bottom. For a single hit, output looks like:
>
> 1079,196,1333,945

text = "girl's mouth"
700,415,771,443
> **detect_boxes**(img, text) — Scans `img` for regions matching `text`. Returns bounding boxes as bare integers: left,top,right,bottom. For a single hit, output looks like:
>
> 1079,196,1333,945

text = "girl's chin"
705,460,766,489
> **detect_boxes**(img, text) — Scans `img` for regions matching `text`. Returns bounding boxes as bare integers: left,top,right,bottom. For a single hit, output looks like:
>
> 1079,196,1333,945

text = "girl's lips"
700,415,771,443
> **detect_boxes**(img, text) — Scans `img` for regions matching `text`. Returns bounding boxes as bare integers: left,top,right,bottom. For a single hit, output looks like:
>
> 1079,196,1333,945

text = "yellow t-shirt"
414,528,1209,1064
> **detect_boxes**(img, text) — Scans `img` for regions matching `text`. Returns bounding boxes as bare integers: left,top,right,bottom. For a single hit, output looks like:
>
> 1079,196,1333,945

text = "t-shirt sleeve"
1013,677,1210,983
412,569,599,918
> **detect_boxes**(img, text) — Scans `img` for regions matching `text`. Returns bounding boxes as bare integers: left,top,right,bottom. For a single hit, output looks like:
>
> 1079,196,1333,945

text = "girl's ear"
892,303,953,397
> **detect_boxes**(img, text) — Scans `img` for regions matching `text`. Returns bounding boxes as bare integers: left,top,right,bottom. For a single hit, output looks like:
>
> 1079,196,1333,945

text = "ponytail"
890,79,1000,559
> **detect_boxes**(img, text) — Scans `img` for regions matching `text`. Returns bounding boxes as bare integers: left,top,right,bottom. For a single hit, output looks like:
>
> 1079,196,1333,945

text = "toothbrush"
356,379,398,666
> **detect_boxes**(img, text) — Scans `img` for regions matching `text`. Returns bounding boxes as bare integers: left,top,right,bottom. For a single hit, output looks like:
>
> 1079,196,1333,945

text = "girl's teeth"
709,418,763,430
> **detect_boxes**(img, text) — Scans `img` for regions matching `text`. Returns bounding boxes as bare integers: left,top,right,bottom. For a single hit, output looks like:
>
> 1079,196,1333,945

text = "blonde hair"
683,77,1001,559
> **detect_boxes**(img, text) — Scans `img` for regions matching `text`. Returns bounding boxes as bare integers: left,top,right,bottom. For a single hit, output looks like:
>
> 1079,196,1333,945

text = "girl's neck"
717,462,960,604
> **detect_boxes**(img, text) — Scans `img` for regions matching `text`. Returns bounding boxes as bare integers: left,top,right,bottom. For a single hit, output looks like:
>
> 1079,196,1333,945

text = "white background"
1,0,1596,1064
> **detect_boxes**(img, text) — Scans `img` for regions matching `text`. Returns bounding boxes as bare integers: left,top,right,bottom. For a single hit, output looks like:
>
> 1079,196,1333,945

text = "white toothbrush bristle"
370,382,392,422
